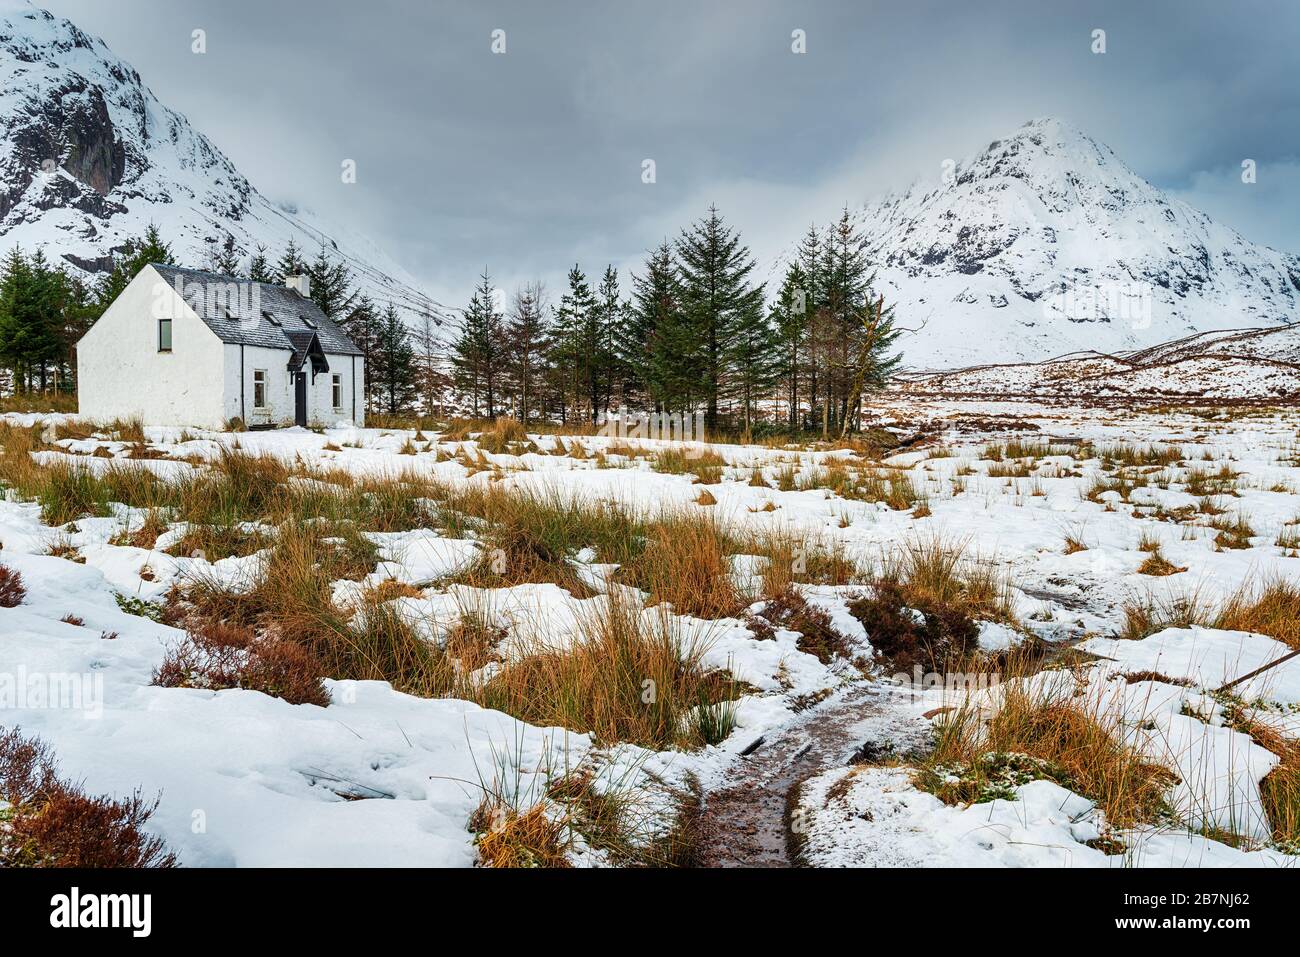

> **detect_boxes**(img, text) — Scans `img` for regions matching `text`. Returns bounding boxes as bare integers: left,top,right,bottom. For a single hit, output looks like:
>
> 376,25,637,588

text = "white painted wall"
79,265,366,429
223,345,364,428
77,265,227,428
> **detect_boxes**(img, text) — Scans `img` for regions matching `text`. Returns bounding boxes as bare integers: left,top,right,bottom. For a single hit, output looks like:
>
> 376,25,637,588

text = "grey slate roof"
150,264,364,356
285,330,329,373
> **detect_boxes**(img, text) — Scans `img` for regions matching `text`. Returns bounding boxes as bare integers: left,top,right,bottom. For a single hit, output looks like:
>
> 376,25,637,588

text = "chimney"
286,274,311,299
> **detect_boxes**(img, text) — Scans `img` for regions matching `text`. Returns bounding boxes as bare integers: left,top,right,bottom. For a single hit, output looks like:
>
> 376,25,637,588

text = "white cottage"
78,264,365,429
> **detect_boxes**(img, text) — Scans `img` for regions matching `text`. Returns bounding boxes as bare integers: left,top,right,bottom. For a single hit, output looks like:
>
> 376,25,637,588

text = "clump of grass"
175,521,453,698
988,460,1033,479
1119,576,1299,647
1137,529,1161,553
208,446,291,518
0,393,77,415
43,536,84,563
477,417,529,454
1083,473,1137,505
1209,512,1255,550
918,677,1176,827
37,462,111,525
1214,577,1300,649
363,579,426,604
0,422,44,496
477,593,737,750
1185,463,1241,497
1277,524,1300,555
444,605,507,672
455,487,642,595
876,534,1017,624
983,439,1049,462
1101,442,1182,467
1136,546,1186,577
110,509,169,550
470,800,572,868
1119,588,1213,640
751,531,859,598
1217,701,1300,850
652,446,725,480
622,511,742,619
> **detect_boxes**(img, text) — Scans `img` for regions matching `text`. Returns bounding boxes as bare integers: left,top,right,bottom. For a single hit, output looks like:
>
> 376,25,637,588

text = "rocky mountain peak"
0,1,449,326
819,119,1300,368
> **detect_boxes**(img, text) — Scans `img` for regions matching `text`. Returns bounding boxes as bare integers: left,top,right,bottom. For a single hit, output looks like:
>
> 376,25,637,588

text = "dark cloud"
40,0,1300,306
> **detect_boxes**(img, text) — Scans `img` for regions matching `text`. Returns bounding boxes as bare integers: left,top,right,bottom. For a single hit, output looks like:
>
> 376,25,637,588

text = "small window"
301,316,318,330
262,311,281,327
253,370,267,409
331,373,342,409
158,317,173,352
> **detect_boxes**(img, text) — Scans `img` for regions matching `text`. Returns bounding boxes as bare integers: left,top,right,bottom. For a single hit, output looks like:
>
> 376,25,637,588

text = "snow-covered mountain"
808,117,1300,369
0,0,451,326
897,325,1300,402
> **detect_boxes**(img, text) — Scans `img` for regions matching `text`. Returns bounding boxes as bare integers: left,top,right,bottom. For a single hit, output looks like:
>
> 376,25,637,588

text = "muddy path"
694,682,932,867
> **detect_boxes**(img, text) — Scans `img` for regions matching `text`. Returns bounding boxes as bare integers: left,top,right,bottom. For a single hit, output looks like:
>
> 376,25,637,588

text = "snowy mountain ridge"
0,0,452,326
799,117,1300,369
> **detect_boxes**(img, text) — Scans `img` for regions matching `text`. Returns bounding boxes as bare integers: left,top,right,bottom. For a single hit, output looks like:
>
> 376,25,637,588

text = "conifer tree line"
452,204,902,436
1,204,903,435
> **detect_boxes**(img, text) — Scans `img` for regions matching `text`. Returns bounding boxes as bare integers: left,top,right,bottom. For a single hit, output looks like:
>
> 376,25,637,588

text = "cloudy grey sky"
39,0,1300,308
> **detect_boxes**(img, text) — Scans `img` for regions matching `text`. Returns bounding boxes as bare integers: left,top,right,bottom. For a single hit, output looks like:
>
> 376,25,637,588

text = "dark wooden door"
294,372,307,426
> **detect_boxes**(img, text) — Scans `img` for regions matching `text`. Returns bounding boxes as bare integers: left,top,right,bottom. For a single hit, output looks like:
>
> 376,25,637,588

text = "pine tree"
375,303,417,414
675,205,765,431
551,264,600,423
770,261,809,428
52,266,96,395
97,225,174,308
593,265,622,415
624,242,683,411
794,224,824,431
340,296,382,412
0,248,34,391
275,239,307,283
727,284,781,433
451,272,505,418
819,208,874,436
247,244,274,283
0,248,74,394
304,243,356,319
505,282,549,425
210,235,243,277
27,250,64,391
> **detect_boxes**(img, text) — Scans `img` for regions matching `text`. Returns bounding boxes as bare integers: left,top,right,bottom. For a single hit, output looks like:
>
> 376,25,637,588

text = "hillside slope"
0,0,451,326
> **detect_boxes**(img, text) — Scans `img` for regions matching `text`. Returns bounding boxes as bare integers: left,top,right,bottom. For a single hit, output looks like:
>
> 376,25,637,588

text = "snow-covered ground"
2,396,1298,866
